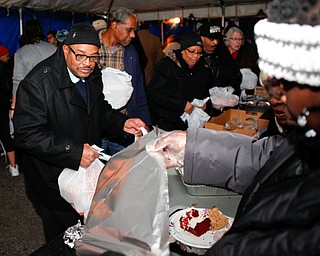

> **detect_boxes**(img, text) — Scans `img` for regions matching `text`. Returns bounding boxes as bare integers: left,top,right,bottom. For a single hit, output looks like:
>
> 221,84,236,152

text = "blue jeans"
101,139,125,156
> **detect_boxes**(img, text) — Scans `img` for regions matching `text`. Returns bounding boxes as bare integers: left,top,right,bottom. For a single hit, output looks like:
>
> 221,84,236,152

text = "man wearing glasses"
199,22,242,116
13,23,147,242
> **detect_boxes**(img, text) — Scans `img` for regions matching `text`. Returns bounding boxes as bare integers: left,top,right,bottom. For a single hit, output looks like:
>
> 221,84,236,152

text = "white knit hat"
254,0,320,87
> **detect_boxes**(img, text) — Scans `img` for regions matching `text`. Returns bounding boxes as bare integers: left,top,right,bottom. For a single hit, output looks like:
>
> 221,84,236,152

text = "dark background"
0,155,45,255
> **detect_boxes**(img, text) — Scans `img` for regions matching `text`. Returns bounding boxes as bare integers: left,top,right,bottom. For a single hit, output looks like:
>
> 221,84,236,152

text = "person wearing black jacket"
0,45,19,176
199,22,242,116
13,23,146,242
147,32,212,131
199,22,242,94
224,26,260,78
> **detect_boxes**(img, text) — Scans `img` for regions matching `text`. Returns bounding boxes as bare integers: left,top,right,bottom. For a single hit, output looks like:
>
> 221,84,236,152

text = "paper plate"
169,208,233,249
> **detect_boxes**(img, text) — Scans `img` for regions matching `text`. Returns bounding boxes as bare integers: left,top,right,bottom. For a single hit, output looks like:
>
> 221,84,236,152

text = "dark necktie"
75,79,87,104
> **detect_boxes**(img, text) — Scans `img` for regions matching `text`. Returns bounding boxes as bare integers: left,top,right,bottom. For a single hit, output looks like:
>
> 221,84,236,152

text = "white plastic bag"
180,98,210,128
101,67,133,110
209,86,239,110
58,158,105,220
240,68,258,90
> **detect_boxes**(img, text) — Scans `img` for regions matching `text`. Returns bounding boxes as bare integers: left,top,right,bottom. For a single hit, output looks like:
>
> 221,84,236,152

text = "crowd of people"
147,0,320,255
1,0,319,254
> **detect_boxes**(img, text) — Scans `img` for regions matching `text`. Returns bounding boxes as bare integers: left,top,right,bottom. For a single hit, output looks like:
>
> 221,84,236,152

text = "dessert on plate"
179,206,228,237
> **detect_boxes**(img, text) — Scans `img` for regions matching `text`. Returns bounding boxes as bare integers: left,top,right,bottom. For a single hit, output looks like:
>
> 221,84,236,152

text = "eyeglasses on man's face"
68,46,100,62
186,48,203,57
230,38,243,42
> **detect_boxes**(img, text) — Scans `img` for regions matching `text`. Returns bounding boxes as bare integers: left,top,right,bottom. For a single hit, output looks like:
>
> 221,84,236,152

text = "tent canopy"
0,0,271,20
0,0,270,54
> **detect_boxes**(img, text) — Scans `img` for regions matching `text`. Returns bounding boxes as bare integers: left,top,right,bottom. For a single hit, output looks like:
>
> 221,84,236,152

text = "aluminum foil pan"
176,168,238,196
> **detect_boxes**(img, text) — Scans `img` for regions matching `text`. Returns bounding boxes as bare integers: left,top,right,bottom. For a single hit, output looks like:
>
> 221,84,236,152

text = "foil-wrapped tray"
176,168,238,196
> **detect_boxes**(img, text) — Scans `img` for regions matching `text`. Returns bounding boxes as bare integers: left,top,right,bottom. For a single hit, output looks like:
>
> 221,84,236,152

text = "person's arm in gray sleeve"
184,128,285,194
12,51,27,110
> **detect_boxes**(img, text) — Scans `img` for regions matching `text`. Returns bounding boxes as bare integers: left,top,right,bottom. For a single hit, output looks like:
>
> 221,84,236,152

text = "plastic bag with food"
58,158,105,221
180,98,210,128
209,86,239,110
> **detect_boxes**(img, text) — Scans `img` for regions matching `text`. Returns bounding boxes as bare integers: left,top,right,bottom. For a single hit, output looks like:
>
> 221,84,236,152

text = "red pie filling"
179,208,211,237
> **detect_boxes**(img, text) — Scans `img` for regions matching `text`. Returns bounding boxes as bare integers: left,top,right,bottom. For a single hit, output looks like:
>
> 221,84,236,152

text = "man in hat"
13,23,147,242
147,0,320,254
199,22,242,116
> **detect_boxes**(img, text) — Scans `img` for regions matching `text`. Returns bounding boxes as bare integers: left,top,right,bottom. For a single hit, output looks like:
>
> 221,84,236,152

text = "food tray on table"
176,168,238,196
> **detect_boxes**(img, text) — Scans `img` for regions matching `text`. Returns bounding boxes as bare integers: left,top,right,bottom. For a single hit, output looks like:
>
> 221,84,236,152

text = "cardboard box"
205,109,269,137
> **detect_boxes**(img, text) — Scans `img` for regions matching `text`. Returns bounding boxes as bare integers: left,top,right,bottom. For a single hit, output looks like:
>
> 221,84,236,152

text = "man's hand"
123,118,147,137
184,101,194,114
9,109,14,120
146,130,187,168
80,143,99,168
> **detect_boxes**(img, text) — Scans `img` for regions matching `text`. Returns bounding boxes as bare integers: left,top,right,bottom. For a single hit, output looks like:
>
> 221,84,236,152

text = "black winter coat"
185,127,320,255
13,47,129,211
203,43,242,96
147,51,212,131
233,41,260,78
0,60,11,109
207,135,320,255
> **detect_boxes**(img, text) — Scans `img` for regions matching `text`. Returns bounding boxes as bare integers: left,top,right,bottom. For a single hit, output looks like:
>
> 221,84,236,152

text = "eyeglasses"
68,46,100,62
230,38,243,42
186,48,203,57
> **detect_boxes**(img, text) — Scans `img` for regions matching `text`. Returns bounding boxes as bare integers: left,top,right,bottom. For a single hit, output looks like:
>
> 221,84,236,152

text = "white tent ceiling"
0,0,271,21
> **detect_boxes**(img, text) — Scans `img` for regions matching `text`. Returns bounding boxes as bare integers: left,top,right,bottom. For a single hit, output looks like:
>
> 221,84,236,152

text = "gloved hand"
146,130,187,168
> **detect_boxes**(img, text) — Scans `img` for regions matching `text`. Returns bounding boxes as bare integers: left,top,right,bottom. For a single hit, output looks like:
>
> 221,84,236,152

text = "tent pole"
19,8,23,36
161,21,164,44
221,5,225,29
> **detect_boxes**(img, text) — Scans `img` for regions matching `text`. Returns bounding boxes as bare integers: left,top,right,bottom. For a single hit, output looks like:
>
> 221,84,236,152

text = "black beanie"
64,23,101,48
180,32,203,50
